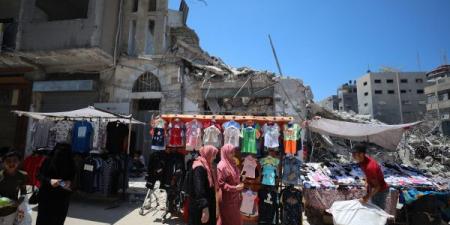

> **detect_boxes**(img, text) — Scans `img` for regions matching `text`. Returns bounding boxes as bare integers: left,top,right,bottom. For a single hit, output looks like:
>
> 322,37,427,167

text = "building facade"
337,81,358,113
0,0,313,154
425,65,450,135
357,71,427,124
318,95,339,111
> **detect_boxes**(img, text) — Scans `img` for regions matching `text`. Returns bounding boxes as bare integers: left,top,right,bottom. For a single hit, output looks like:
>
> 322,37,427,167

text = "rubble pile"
310,103,450,179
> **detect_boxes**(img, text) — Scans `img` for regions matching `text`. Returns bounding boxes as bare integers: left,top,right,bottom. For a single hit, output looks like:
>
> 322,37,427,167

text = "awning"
308,118,420,150
12,106,144,124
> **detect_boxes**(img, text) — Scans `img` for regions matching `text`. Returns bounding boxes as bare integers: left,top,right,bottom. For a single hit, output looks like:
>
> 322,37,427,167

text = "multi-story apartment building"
337,81,358,113
357,71,427,124
425,65,450,135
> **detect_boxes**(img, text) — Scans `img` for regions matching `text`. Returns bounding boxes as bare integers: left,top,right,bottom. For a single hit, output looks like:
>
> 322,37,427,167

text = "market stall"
302,117,448,224
143,113,304,224
12,106,144,198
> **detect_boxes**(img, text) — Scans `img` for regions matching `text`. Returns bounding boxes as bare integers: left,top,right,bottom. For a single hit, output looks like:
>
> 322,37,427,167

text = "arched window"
132,72,161,92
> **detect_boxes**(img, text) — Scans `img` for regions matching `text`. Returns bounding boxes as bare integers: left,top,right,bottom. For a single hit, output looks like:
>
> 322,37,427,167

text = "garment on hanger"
31,120,53,149
240,189,258,216
242,155,258,179
150,118,166,151
72,121,94,154
52,120,74,144
23,153,47,187
106,122,129,154
262,164,277,186
260,156,280,167
185,119,202,151
262,123,280,149
281,187,302,225
258,187,279,225
282,156,302,185
283,123,301,155
223,126,240,147
168,119,185,147
92,120,107,150
203,125,222,148
241,124,257,154
222,120,241,130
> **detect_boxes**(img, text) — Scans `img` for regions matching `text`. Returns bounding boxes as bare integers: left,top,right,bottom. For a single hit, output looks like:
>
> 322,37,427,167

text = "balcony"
425,77,450,94
427,100,450,111
3,0,120,72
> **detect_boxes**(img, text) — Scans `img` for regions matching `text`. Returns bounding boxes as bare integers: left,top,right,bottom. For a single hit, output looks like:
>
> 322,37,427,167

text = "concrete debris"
311,104,450,179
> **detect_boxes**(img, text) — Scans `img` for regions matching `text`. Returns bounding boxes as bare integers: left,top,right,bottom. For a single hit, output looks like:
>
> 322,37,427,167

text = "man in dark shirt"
352,144,389,210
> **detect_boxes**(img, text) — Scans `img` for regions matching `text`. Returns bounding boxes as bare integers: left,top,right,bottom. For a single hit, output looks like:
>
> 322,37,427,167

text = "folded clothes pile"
302,162,439,189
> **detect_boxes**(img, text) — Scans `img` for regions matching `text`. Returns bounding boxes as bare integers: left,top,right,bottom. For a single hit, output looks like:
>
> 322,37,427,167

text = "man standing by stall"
352,143,389,210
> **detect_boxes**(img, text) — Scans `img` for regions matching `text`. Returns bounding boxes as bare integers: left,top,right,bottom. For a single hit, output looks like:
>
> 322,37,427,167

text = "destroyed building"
0,0,313,153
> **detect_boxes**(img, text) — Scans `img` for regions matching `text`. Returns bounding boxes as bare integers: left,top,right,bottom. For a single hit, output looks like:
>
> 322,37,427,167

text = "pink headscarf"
193,145,218,188
218,144,240,183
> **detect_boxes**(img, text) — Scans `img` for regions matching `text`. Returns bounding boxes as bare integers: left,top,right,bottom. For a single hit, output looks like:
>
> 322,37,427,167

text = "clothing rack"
161,114,295,122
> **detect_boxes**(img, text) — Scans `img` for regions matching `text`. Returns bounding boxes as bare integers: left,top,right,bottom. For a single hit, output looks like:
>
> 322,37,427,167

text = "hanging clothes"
72,121,93,154
31,120,53,149
52,121,74,144
280,187,302,225
168,119,185,147
223,126,240,147
283,123,301,155
242,155,258,179
23,153,47,187
240,190,258,216
260,156,279,186
150,118,166,151
185,119,202,151
241,125,257,154
92,120,107,150
203,125,222,148
258,187,279,225
282,156,302,185
222,120,240,130
262,123,280,149
106,122,129,154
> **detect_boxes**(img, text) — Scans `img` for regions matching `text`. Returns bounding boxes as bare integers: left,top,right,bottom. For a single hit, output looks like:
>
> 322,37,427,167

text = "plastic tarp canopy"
12,106,144,124
308,118,421,150
327,200,394,225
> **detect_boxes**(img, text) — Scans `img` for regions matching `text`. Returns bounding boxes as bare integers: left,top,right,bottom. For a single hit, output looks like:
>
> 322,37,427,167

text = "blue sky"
169,0,450,101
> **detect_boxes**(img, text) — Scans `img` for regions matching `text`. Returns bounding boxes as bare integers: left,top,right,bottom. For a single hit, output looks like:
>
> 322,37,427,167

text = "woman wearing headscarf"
217,144,244,225
189,145,219,225
36,143,75,225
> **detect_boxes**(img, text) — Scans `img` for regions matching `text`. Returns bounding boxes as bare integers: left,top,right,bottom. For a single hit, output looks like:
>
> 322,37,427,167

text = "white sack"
326,200,393,225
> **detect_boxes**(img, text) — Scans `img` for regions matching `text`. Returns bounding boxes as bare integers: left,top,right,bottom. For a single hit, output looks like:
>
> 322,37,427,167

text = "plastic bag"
326,200,393,225
13,197,31,225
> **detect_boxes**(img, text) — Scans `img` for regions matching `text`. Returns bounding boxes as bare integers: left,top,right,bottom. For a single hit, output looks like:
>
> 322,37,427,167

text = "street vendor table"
303,188,399,225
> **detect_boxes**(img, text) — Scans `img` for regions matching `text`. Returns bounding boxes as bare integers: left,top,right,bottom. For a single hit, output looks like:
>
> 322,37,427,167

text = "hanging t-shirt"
282,156,302,185
168,120,184,147
241,126,257,154
258,188,279,225
222,120,240,129
53,121,73,144
260,156,280,167
262,165,277,186
106,122,129,154
151,118,166,151
283,123,301,154
185,120,202,151
263,123,280,149
72,121,93,153
203,125,222,148
242,156,258,179
92,120,107,150
31,120,53,149
223,126,240,147
281,187,302,225
240,190,258,216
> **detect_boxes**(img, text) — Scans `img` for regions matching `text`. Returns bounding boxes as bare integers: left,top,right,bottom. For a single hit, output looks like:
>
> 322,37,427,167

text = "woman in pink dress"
217,144,244,225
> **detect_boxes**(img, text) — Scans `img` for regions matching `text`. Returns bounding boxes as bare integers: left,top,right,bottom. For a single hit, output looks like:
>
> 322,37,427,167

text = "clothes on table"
240,189,258,216
168,120,185,147
283,123,301,155
72,121,93,154
258,187,279,225
242,155,258,179
281,187,302,225
282,156,302,185
185,119,202,151
262,123,280,149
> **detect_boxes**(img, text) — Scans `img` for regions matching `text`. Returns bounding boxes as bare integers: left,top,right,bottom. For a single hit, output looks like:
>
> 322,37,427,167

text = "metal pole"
123,116,132,198
268,34,283,77
396,72,404,123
